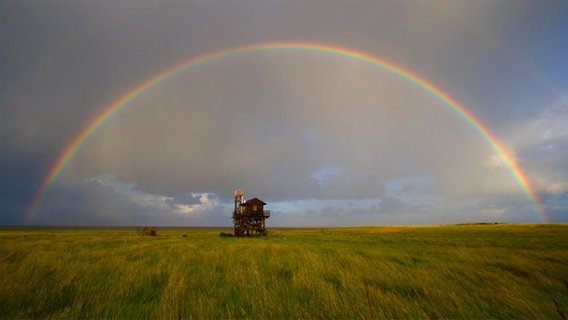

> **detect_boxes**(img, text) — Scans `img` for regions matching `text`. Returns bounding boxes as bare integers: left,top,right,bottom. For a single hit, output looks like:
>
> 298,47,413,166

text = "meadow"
1,224,567,319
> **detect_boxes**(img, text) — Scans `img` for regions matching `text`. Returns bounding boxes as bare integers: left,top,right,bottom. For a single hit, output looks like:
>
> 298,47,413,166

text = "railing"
234,210,271,218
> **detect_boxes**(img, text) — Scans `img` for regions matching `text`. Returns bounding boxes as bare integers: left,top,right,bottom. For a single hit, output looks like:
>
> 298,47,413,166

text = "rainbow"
24,41,547,224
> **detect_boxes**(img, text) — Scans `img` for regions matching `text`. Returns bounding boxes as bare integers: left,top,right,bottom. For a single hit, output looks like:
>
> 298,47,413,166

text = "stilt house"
232,189,270,236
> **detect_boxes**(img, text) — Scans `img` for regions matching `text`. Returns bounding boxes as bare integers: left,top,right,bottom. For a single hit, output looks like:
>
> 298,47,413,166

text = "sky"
1,0,567,226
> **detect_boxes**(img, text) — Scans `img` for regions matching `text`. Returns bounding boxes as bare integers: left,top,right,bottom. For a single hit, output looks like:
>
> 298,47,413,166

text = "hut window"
253,205,258,211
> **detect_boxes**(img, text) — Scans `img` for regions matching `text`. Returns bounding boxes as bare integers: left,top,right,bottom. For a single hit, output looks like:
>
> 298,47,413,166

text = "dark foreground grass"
1,224,567,319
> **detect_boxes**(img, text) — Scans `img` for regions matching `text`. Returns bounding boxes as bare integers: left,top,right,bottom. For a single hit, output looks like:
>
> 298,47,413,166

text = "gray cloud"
65,55,499,202
2,0,567,225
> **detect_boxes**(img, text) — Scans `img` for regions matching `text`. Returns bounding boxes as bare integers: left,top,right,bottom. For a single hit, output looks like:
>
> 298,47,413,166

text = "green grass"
1,225,567,319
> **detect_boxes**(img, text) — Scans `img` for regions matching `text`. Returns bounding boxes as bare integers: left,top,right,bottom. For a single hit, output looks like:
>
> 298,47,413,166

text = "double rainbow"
25,41,546,224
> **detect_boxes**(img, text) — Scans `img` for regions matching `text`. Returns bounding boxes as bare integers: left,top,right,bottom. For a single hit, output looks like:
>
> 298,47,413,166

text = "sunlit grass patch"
1,224,567,318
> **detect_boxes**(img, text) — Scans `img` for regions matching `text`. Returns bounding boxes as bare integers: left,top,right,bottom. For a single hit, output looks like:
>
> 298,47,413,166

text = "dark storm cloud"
2,0,567,225
33,177,231,226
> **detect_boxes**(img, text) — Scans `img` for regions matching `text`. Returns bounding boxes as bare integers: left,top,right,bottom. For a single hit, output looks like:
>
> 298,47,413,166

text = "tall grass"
1,225,567,318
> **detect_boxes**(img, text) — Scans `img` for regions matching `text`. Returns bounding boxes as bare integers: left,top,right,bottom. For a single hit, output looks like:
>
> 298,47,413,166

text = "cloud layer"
2,0,567,225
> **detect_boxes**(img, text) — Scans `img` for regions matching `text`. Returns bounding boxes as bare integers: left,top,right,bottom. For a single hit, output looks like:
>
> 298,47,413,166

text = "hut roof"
244,198,266,205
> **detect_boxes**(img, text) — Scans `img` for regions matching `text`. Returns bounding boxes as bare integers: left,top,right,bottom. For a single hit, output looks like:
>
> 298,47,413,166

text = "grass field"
1,224,567,319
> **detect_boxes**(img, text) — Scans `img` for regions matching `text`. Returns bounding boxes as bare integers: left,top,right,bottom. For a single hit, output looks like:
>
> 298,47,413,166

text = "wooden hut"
232,189,270,236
